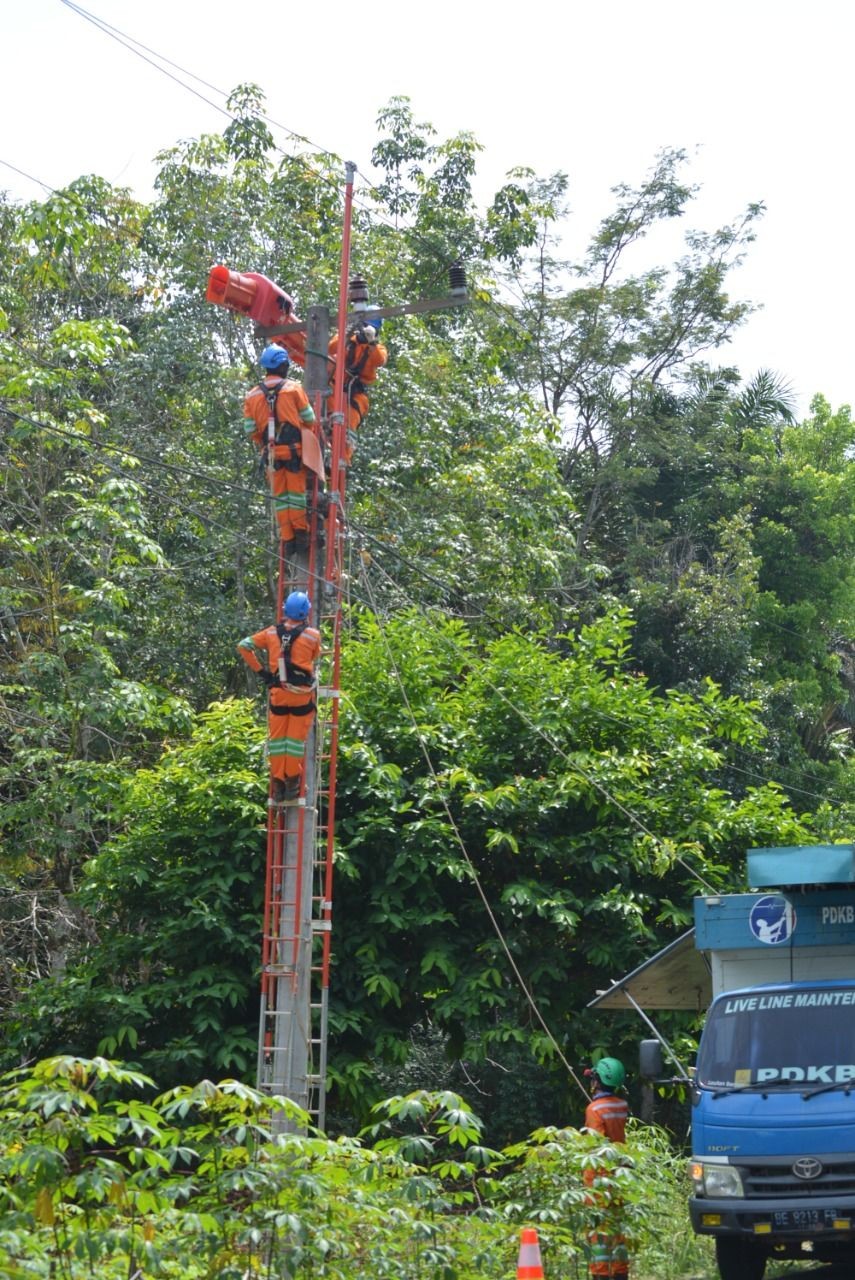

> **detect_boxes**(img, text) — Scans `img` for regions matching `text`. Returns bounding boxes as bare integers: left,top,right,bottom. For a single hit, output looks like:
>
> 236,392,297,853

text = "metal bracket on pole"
255,293,469,341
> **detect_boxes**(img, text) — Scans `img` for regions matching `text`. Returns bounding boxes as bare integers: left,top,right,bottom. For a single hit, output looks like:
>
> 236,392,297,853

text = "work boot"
281,538,296,567
282,776,303,806
294,529,310,555
269,777,288,807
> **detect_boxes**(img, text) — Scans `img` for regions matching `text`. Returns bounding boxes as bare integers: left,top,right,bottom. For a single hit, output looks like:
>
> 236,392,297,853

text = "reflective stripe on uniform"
585,1095,629,1142
274,492,307,511
268,738,306,756
590,1100,628,1121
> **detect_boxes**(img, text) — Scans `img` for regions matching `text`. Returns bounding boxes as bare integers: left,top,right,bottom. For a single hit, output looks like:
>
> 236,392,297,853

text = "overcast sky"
3,0,853,417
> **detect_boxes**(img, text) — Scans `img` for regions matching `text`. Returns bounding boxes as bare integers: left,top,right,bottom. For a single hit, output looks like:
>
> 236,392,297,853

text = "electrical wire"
2,405,263,501
0,158,54,194
56,0,540,353
357,547,720,894
61,1,340,163
8,22,842,814
5,406,846,806
0,417,356,621
358,559,591,1102
349,510,855,808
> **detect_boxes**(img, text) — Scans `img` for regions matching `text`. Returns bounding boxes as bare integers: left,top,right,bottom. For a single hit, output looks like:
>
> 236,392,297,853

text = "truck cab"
591,845,855,1280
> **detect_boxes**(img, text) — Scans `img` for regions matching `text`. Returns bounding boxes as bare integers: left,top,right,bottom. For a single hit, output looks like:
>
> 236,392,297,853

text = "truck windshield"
697,986,855,1090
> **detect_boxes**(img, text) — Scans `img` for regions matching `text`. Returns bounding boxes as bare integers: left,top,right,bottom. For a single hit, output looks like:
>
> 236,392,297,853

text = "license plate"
770,1208,839,1231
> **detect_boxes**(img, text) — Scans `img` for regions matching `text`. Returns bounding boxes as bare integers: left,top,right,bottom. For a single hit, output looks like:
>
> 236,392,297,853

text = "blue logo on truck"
749,895,797,945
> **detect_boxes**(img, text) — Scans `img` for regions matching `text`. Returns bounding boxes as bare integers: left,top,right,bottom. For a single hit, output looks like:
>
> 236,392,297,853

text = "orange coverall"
243,376,316,544
327,330,387,458
583,1091,630,1279
237,621,321,784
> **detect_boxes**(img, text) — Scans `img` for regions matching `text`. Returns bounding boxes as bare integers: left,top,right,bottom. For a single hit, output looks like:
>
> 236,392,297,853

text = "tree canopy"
3,87,855,1134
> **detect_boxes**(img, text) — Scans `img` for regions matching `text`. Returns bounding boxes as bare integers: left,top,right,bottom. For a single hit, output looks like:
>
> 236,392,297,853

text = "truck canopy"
588,929,711,1011
590,845,855,1013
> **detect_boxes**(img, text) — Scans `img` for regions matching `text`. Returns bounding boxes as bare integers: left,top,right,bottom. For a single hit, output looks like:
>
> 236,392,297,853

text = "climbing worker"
243,346,317,557
327,314,387,461
582,1056,630,1279
237,591,321,806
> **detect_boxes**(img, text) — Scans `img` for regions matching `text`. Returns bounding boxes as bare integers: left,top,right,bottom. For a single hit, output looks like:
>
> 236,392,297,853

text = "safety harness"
267,621,317,715
260,378,302,473
345,333,374,382
343,336,374,427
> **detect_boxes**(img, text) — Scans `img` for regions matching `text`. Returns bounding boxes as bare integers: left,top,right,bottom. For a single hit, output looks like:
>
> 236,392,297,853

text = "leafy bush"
0,1055,716,1279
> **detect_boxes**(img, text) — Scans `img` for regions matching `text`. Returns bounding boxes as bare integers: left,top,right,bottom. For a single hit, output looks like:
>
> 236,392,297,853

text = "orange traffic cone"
517,1227,544,1280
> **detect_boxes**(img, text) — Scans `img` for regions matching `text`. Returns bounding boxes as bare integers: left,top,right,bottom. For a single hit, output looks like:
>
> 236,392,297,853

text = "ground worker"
327,315,387,460
243,346,316,556
237,591,321,806
582,1056,630,1279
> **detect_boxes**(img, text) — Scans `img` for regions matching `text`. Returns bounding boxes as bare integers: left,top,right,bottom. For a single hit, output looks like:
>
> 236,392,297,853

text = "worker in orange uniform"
582,1057,630,1279
327,315,387,461
244,346,316,556
237,591,321,806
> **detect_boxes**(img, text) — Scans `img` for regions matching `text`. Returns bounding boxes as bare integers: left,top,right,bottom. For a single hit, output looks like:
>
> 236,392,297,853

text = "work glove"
259,669,279,688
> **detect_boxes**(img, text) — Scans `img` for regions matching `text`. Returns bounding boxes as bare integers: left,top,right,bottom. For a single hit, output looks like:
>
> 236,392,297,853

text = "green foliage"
0,1056,711,1279
3,86,855,1191
2,701,266,1082
329,606,810,1111
500,1118,714,1279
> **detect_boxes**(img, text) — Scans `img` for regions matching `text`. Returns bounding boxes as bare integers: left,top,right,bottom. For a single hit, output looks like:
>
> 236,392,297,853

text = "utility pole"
256,302,332,1129
206,163,467,1130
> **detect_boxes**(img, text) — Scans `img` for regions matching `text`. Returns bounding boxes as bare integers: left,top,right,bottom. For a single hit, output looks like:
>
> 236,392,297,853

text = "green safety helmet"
594,1056,626,1089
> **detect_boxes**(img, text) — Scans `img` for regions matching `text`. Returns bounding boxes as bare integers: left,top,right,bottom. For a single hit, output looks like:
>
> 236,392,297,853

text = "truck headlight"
690,1162,744,1198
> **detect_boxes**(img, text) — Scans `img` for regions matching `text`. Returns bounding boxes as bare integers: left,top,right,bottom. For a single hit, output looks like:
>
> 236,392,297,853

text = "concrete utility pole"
256,303,332,1130
207,164,467,1131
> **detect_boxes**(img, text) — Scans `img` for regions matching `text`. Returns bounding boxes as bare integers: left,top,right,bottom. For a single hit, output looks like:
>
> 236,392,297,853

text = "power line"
6,406,845,804
4,34,838,805
358,548,718,894
57,0,538,355
359,560,591,1102
0,411,354,615
2,406,262,501
351,523,853,805
0,158,54,194
60,0,340,163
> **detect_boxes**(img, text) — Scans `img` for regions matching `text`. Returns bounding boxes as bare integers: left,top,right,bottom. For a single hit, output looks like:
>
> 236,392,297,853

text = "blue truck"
590,845,855,1280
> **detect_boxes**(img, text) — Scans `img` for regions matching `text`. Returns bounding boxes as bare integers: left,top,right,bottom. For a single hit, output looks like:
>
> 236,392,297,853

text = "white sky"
2,0,853,417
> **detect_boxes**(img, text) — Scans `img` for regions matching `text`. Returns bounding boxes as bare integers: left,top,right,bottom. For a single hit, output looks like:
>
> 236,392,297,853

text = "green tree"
327,607,809,1112
2,701,265,1082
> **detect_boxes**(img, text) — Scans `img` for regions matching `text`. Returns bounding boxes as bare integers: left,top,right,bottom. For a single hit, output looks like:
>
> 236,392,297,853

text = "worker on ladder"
237,591,321,806
582,1056,630,1279
243,346,317,561
327,315,387,461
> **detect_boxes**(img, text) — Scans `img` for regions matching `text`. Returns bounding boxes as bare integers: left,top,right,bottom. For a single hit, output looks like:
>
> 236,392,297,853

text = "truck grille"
743,1159,855,1198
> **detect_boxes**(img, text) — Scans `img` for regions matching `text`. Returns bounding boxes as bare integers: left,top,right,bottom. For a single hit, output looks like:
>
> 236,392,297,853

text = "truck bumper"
691,1194,855,1239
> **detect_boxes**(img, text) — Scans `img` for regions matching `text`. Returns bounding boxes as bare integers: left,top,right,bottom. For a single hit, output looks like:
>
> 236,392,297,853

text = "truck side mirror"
639,1039,665,1079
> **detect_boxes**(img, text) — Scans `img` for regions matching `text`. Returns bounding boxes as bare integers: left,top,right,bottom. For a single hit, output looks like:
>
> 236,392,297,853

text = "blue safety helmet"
284,591,311,621
367,313,382,335
260,345,290,371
